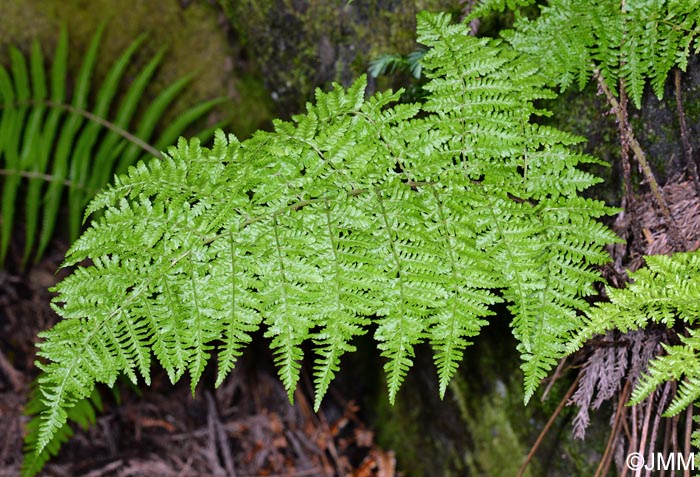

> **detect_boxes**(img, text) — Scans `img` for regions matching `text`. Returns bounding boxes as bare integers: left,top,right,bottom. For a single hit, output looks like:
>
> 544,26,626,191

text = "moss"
0,0,274,140
450,376,533,477
230,74,276,138
374,348,468,477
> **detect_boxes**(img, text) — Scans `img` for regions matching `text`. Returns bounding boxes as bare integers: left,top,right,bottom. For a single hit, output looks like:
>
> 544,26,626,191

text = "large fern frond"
0,25,223,267
29,13,617,461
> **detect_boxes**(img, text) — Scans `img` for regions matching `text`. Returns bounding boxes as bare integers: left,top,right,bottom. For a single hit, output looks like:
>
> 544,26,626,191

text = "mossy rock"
372,319,608,476
0,0,274,139
219,0,462,116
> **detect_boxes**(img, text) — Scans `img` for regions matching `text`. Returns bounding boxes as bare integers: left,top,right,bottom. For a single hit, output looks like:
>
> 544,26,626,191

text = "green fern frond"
29,12,617,463
467,0,537,21
569,251,700,416
0,25,223,267
369,49,425,79
569,252,700,354
495,0,700,107
630,330,700,416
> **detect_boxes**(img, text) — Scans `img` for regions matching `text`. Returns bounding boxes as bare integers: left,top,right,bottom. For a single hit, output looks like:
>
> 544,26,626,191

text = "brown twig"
672,414,680,461
595,70,682,249
205,392,225,476
80,459,125,477
205,391,237,477
645,382,671,477
619,79,634,209
541,356,567,402
294,387,336,477
659,414,672,477
683,404,693,477
516,373,581,477
599,381,632,477
635,391,655,477
0,348,23,391
176,455,196,477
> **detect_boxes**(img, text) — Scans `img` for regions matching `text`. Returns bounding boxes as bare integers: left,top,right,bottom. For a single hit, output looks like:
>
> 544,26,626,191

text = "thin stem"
595,70,682,249
645,382,671,477
516,374,581,477
635,391,655,477
618,79,633,209
683,404,693,477
600,381,632,477
541,356,567,402
0,168,94,192
674,68,700,197
659,412,671,477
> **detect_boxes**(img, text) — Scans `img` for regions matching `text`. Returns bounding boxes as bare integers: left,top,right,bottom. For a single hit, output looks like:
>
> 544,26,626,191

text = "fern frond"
418,11,618,402
22,385,103,477
30,12,617,459
569,252,700,354
496,0,700,107
569,251,700,415
630,329,700,416
467,0,537,21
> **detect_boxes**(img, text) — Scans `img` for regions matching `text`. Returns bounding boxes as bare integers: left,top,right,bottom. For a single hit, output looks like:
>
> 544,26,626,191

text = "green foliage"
369,49,425,79
467,0,536,20
27,12,617,467
0,25,223,267
474,0,700,107
568,251,700,415
22,386,103,477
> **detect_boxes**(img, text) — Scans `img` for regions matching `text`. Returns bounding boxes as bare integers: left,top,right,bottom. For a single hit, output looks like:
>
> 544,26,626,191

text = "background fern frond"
467,0,537,20
21,385,103,477
0,25,224,267
495,0,700,107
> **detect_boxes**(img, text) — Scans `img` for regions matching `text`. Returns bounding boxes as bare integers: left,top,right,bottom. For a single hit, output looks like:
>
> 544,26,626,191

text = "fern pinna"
29,12,617,462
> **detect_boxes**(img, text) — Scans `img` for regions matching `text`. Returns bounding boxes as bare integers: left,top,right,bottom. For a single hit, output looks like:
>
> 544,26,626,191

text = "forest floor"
0,244,397,477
